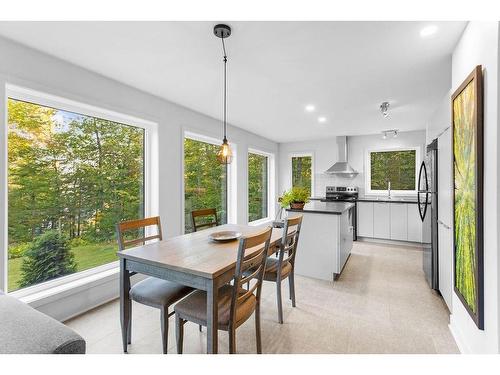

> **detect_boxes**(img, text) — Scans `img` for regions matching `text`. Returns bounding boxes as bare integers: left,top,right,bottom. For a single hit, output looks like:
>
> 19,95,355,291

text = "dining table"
117,223,284,354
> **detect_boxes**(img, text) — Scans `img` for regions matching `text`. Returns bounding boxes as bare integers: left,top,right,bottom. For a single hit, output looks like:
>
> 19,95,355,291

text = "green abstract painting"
452,66,483,329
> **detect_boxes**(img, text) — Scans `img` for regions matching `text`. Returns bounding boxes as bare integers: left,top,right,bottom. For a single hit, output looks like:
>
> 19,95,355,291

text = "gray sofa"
0,290,86,354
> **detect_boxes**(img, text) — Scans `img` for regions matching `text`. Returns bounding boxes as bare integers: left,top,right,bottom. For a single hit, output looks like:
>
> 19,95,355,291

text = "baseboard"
357,237,423,248
449,315,469,354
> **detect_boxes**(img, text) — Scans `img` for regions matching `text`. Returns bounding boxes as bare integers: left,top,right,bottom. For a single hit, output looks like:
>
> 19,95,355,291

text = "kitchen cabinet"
390,203,408,240
357,201,423,243
373,203,390,239
292,203,354,281
357,202,374,237
407,203,423,242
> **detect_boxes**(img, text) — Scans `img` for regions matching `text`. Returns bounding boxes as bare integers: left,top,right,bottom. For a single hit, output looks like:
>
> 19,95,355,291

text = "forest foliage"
370,150,416,190
184,138,227,232
248,153,268,222
8,99,144,290
291,156,312,196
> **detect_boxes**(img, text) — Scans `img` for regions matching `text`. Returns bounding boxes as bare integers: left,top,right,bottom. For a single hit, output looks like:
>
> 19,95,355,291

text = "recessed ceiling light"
318,116,327,123
420,25,438,38
305,104,315,112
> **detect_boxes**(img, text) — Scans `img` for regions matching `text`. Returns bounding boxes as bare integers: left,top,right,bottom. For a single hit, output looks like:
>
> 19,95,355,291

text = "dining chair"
263,215,303,324
174,226,273,354
116,216,194,354
191,208,219,232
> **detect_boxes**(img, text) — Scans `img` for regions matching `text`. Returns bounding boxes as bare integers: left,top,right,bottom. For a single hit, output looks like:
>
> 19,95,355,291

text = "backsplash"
314,173,364,197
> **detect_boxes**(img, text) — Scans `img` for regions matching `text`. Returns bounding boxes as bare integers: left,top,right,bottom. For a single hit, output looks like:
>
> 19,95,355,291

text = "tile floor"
65,241,459,354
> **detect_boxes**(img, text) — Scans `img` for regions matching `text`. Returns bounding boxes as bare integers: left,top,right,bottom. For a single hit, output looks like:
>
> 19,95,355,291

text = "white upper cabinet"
390,203,408,241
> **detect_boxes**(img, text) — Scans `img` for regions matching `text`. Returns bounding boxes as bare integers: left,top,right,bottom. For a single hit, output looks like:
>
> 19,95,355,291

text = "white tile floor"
65,241,459,354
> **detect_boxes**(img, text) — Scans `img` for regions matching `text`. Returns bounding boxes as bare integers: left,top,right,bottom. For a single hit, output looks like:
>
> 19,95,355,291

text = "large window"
7,98,145,292
248,152,269,222
366,148,418,194
184,136,227,233
291,154,313,196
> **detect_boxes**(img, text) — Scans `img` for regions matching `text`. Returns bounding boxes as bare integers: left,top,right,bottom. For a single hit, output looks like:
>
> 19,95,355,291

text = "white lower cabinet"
390,203,408,241
357,201,422,243
357,202,374,237
373,203,390,239
407,203,423,242
390,203,408,240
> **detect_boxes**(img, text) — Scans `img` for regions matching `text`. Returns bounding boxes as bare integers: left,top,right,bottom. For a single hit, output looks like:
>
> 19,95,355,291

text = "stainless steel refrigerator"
418,138,438,290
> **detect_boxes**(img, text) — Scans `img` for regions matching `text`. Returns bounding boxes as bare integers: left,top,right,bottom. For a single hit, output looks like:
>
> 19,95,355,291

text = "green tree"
292,156,312,196
8,99,145,291
184,138,227,232
20,231,77,287
370,150,416,190
248,153,268,222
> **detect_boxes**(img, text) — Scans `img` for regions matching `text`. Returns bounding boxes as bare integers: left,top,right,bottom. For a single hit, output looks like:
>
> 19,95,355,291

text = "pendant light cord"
222,36,227,141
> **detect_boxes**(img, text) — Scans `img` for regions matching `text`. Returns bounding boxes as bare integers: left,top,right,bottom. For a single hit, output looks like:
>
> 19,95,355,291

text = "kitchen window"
4,86,157,293
184,134,230,233
365,148,420,195
291,154,313,196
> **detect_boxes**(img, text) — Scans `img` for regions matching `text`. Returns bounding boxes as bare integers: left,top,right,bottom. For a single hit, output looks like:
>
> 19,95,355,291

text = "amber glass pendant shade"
217,138,233,164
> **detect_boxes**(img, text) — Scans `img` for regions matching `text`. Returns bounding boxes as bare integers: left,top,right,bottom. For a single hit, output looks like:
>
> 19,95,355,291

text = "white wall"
278,138,339,197
447,21,500,354
278,131,426,198
0,36,278,318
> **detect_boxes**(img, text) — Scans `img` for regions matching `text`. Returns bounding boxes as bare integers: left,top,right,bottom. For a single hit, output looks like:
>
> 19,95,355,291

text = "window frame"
289,152,315,196
364,146,421,196
181,131,237,234
2,84,159,296
247,148,275,225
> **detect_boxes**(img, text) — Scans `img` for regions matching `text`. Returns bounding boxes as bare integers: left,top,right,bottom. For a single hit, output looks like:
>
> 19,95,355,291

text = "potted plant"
280,186,310,210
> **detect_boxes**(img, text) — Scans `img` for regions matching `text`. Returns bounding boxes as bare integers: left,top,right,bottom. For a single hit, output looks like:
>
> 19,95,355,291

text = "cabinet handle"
438,219,451,230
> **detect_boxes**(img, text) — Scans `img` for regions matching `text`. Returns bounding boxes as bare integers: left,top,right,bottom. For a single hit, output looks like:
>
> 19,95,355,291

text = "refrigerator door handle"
417,161,428,222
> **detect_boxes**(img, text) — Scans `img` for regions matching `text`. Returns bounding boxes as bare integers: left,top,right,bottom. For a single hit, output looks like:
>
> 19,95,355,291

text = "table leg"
120,258,131,353
206,279,219,354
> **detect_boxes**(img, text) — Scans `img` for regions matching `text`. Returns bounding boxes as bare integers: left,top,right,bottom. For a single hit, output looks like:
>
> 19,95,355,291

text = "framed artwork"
452,65,484,330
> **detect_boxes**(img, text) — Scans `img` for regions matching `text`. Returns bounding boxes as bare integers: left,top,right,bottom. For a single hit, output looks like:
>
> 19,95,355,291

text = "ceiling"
0,21,466,143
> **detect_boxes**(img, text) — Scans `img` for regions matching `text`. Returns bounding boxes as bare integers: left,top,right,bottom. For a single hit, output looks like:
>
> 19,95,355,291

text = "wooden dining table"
117,223,284,354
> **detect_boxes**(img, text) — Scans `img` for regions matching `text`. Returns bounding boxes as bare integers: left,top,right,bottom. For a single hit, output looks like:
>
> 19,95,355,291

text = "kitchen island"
287,201,354,281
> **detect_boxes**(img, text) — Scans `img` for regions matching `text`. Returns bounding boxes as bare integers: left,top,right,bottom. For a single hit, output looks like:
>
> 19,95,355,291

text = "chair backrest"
191,208,219,232
229,226,273,325
277,215,303,268
116,216,163,251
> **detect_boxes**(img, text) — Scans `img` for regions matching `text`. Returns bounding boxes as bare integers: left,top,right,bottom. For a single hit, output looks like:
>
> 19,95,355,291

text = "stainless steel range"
323,186,358,201
322,186,359,240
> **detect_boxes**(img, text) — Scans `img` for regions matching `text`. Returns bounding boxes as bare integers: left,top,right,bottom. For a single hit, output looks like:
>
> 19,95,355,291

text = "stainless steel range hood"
325,136,358,177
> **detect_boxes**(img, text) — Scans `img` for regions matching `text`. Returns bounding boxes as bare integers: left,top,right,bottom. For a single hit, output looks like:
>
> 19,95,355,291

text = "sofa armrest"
0,293,86,354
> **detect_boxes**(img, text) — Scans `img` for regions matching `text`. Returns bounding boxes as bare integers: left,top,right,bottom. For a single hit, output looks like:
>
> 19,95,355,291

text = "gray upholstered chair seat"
262,257,292,281
0,291,85,354
130,277,193,308
174,284,256,329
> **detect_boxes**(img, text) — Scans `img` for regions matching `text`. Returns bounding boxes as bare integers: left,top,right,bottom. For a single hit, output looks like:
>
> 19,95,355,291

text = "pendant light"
214,24,233,164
